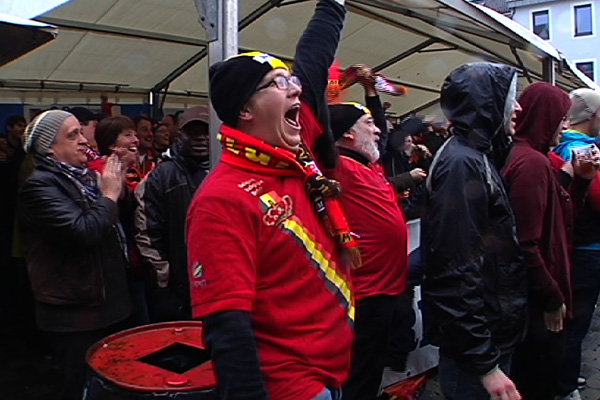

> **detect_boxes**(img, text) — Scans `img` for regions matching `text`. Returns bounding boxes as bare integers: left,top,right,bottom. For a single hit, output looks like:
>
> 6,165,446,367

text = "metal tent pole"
543,58,556,85
196,0,238,169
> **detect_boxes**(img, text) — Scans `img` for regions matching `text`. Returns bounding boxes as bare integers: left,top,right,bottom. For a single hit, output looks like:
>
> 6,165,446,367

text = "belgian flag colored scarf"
219,125,361,269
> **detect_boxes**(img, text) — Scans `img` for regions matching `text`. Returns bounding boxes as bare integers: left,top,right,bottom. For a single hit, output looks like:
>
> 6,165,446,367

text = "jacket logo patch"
238,178,264,196
259,191,293,227
192,262,204,279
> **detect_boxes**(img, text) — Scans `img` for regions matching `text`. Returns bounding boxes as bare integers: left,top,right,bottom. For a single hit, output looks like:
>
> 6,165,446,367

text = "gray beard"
356,136,380,163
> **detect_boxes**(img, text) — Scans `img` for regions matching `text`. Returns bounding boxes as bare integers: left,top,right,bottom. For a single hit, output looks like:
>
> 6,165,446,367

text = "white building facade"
509,0,599,82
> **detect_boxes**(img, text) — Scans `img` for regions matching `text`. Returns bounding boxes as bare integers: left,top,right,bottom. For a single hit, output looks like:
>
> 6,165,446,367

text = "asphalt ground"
3,300,600,399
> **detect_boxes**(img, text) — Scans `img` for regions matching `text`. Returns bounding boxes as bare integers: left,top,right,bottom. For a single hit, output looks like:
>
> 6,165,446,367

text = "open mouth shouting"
284,103,301,130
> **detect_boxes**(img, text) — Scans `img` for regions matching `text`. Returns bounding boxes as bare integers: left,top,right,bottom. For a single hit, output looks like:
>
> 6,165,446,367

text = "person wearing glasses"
186,1,353,400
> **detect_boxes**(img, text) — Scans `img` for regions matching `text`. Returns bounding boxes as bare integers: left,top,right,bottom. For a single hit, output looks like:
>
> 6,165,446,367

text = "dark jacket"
0,143,25,262
384,118,432,192
135,137,208,317
19,158,132,332
502,82,575,314
383,118,432,219
422,63,527,376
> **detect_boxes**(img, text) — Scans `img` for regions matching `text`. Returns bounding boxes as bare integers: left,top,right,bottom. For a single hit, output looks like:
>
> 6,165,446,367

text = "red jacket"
335,148,407,300
502,82,573,313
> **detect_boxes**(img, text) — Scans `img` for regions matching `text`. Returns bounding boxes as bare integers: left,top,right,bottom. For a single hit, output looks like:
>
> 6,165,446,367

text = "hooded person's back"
422,62,527,379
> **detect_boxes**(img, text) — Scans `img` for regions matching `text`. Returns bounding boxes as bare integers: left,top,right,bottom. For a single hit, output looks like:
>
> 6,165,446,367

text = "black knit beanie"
209,52,289,128
328,102,371,141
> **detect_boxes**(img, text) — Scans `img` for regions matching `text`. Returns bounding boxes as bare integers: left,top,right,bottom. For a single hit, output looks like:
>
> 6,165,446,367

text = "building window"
576,61,595,81
532,10,550,40
575,4,593,37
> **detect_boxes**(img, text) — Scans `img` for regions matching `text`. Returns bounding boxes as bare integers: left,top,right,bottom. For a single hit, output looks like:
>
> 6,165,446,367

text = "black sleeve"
204,311,268,400
414,156,432,172
570,175,593,218
557,170,573,190
293,0,346,169
294,0,345,117
365,95,389,157
365,95,386,136
423,156,500,376
19,175,119,248
118,186,137,229
388,172,416,192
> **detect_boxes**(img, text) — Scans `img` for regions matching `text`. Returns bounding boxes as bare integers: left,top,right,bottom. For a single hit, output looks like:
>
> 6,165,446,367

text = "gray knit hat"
23,110,74,155
568,88,600,125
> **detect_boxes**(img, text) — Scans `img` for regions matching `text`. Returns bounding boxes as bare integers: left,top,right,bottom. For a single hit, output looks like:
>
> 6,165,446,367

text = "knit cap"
328,102,371,141
209,52,289,128
568,88,600,125
23,110,74,155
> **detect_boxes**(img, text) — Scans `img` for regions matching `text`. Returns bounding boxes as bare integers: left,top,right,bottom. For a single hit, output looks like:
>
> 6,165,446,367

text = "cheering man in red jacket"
186,1,356,400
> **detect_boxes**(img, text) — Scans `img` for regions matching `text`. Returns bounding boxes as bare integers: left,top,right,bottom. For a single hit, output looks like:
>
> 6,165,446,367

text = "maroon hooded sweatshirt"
502,82,573,314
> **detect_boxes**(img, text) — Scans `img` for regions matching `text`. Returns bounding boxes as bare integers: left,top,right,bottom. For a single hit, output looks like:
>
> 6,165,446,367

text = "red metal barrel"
84,321,217,399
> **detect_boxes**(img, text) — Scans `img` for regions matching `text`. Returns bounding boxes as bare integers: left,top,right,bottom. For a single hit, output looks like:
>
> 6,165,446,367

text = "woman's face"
111,128,139,166
403,135,414,154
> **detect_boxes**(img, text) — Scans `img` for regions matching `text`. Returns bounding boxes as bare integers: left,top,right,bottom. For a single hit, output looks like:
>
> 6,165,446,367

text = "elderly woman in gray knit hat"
18,110,133,400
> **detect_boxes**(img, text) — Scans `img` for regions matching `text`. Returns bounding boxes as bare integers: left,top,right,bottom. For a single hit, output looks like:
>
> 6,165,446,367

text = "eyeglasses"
255,75,302,92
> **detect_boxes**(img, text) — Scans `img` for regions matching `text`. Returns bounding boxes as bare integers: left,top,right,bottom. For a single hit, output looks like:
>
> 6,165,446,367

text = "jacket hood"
440,63,517,158
514,82,571,154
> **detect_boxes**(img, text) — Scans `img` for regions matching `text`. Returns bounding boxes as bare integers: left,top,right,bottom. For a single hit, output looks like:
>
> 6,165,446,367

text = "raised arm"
294,0,346,168
294,0,346,115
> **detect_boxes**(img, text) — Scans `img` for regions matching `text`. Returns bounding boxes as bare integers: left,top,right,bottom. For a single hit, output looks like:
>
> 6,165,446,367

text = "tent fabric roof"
0,0,596,113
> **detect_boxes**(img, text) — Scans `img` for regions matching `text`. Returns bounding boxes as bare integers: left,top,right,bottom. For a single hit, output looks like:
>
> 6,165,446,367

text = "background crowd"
3,1,600,400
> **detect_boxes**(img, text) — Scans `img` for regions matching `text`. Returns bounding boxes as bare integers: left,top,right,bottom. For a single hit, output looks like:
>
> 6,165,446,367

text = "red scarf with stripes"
219,125,361,268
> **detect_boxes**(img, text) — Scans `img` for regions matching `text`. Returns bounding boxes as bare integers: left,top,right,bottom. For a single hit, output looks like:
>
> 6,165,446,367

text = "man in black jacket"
135,106,209,322
422,63,526,400
19,110,132,400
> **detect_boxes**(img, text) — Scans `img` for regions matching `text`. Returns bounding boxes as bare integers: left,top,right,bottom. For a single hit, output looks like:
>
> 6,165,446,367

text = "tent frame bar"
373,38,439,72
151,0,283,95
349,0,522,48
36,16,208,47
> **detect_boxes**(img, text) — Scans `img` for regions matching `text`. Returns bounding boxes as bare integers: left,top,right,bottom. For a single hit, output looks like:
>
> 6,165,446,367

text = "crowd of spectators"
0,105,211,399
3,1,600,400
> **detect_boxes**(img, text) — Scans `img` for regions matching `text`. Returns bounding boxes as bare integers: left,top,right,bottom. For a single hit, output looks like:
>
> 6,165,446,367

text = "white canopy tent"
0,12,57,67
0,0,596,116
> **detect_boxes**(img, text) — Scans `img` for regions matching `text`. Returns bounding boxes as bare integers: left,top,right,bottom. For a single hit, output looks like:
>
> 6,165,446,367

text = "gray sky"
0,0,69,19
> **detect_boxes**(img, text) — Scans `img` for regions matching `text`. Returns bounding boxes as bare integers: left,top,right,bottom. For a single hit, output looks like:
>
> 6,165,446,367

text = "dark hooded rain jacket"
422,63,527,376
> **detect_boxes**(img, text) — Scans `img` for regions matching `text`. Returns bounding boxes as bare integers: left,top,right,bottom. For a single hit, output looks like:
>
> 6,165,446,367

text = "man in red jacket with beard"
503,82,598,400
328,69,408,400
